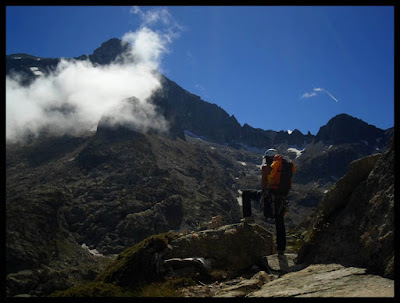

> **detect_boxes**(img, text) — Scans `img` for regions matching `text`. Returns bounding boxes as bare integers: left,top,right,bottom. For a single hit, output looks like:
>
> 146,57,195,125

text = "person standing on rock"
241,148,296,259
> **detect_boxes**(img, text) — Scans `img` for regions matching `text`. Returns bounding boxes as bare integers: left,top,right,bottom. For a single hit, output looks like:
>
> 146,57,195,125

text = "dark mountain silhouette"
314,113,386,145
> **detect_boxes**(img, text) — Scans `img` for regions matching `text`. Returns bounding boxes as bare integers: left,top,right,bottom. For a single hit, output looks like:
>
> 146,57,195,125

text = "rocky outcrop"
114,195,183,253
164,223,273,272
297,137,394,279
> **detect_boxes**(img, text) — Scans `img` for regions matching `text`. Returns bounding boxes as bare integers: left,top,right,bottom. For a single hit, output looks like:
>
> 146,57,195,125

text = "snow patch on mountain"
287,147,305,158
236,190,243,206
184,129,208,141
81,243,104,257
30,67,44,76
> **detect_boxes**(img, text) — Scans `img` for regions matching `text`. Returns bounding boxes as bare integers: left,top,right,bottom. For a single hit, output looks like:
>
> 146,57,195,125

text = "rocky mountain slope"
6,38,395,297
44,139,394,298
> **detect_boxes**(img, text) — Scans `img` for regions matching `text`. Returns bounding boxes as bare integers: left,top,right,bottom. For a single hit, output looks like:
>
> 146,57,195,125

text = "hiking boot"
277,252,289,273
259,256,271,274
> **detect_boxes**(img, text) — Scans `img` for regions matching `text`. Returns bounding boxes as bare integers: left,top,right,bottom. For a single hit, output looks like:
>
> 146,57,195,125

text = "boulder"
164,223,273,272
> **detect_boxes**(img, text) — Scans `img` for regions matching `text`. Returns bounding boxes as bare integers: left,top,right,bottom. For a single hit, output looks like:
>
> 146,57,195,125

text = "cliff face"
297,138,394,279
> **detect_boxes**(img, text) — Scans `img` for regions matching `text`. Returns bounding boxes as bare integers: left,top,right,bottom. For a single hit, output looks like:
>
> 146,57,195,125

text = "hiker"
241,148,296,258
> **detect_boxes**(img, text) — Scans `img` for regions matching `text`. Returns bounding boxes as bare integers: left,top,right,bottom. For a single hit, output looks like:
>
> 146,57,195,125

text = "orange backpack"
268,155,295,195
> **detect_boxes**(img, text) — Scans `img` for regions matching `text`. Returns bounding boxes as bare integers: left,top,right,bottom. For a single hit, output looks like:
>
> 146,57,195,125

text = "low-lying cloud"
6,6,181,143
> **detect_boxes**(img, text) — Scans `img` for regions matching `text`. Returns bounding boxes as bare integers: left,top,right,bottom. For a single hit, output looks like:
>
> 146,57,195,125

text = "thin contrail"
313,88,339,103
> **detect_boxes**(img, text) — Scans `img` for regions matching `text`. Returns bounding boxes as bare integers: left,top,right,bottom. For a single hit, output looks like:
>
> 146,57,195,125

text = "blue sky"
6,6,395,135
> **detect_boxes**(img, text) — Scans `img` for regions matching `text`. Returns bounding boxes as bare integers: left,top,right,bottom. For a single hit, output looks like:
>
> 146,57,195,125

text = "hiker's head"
264,149,276,164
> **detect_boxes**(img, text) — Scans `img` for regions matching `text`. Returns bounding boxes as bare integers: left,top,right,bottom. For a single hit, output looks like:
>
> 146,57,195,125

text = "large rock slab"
247,263,394,297
165,223,273,272
214,277,265,297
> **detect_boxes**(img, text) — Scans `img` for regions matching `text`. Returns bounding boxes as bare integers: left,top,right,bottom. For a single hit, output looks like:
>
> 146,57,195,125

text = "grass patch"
209,269,233,281
136,277,195,297
55,238,84,257
287,237,306,253
50,278,197,297
50,281,135,297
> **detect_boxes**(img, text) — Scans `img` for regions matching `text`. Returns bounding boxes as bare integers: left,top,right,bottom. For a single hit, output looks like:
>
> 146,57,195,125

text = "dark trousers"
241,189,286,252
242,189,261,218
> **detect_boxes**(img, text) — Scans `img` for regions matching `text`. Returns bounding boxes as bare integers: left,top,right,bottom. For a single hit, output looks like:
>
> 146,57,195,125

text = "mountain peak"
315,113,384,145
89,38,131,65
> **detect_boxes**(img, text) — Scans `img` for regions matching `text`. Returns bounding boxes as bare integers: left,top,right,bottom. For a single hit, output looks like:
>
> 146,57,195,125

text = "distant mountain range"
7,38,392,151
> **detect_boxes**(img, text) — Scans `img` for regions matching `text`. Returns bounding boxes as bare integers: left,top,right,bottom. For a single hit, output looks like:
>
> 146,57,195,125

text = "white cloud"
301,92,317,99
130,6,183,43
123,27,167,70
128,6,184,71
131,6,172,27
185,50,194,65
195,83,205,91
6,26,171,143
7,7,183,143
